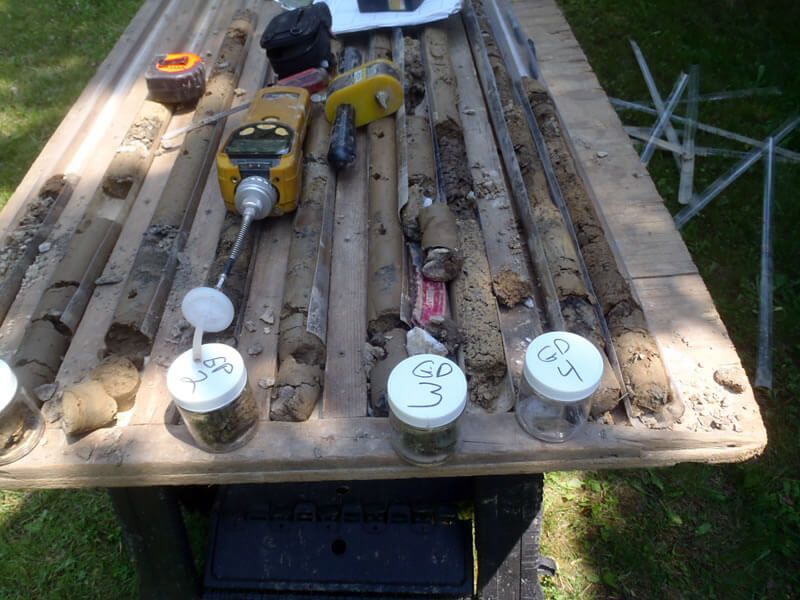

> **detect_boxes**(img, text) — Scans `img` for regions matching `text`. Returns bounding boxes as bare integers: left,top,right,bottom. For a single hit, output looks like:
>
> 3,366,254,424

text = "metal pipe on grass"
630,39,683,169
612,97,800,162
623,126,800,163
641,73,688,165
674,116,800,229
678,65,700,205
632,85,781,107
755,137,775,390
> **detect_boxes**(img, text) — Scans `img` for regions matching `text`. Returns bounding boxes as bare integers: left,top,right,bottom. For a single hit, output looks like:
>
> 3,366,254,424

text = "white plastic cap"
0,359,19,413
523,331,604,402
182,287,234,333
387,354,467,429
167,343,247,413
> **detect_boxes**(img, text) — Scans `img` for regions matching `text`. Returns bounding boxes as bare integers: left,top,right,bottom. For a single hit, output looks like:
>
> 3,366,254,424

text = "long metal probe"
640,73,688,165
630,39,683,169
632,85,781,107
612,98,800,163
677,65,700,205
623,126,800,163
674,116,800,229
215,209,254,290
755,137,775,389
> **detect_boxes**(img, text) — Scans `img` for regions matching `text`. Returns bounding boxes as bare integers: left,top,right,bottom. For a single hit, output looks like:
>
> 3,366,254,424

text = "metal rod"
487,0,534,79
678,65,700,205
674,116,800,229
630,39,682,169
215,209,253,290
624,126,800,163
162,102,251,142
755,137,775,389
612,97,800,162
641,73,688,165
632,85,781,107
505,6,539,79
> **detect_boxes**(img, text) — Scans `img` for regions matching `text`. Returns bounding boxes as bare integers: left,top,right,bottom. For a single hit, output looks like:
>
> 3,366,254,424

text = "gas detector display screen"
225,122,293,158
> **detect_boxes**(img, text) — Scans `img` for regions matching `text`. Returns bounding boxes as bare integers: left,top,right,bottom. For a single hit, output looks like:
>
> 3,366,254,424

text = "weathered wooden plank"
0,0,770,491
633,274,767,435
321,129,370,418
0,414,766,489
240,217,294,420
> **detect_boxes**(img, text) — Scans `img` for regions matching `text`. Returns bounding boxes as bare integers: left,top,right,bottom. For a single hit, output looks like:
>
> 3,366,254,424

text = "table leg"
109,487,200,600
474,474,548,600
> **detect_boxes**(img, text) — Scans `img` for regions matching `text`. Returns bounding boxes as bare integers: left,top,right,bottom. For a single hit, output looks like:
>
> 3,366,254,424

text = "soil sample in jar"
167,343,258,453
0,359,45,465
516,332,604,443
387,354,467,466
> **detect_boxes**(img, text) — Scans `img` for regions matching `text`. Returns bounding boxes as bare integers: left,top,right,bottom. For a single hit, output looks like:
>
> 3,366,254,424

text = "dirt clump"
269,356,323,422
713,367,748,394
90,356,140,412
61,380,118,435
0,176,65,268
368,328,407,417
492,267,533,308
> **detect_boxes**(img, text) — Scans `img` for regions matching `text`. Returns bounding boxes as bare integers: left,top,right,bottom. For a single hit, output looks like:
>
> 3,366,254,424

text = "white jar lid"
523,331,604,402
387,354,467,429
166,343,247,413
0,359,18,413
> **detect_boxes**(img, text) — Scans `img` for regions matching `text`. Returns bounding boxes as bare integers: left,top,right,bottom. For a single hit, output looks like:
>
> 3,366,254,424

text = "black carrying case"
260,3,333,79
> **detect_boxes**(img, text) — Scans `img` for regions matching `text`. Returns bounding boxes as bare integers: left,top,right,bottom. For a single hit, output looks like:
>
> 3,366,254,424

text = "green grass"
0,1,143,598
0,489,135,598
0,0,142,208
1,1,799,599
542,0,800,598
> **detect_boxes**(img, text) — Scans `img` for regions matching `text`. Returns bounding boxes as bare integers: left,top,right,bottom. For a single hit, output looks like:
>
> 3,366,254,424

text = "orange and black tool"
145,53,206,105
276,67,330,95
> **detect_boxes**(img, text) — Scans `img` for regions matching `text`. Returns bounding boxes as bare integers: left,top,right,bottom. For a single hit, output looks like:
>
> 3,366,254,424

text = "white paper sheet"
317,0,462,34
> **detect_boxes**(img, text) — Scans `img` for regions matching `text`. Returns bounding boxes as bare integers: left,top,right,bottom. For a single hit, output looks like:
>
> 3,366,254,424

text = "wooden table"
0,0,767,596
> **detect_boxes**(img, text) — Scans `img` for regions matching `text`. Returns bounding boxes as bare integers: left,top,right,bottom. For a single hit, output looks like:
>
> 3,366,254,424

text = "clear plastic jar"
387,354,467,466
167,343,258,453
516,331,604,443
0,359,45,465
388,411,461,466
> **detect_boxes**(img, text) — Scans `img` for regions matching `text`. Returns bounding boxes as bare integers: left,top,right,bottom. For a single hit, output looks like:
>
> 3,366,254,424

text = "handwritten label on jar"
167,343,248,413
535,337,584,383
409,358,455,408
180,356,235,394
387,354,467,428
523,332,604,401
